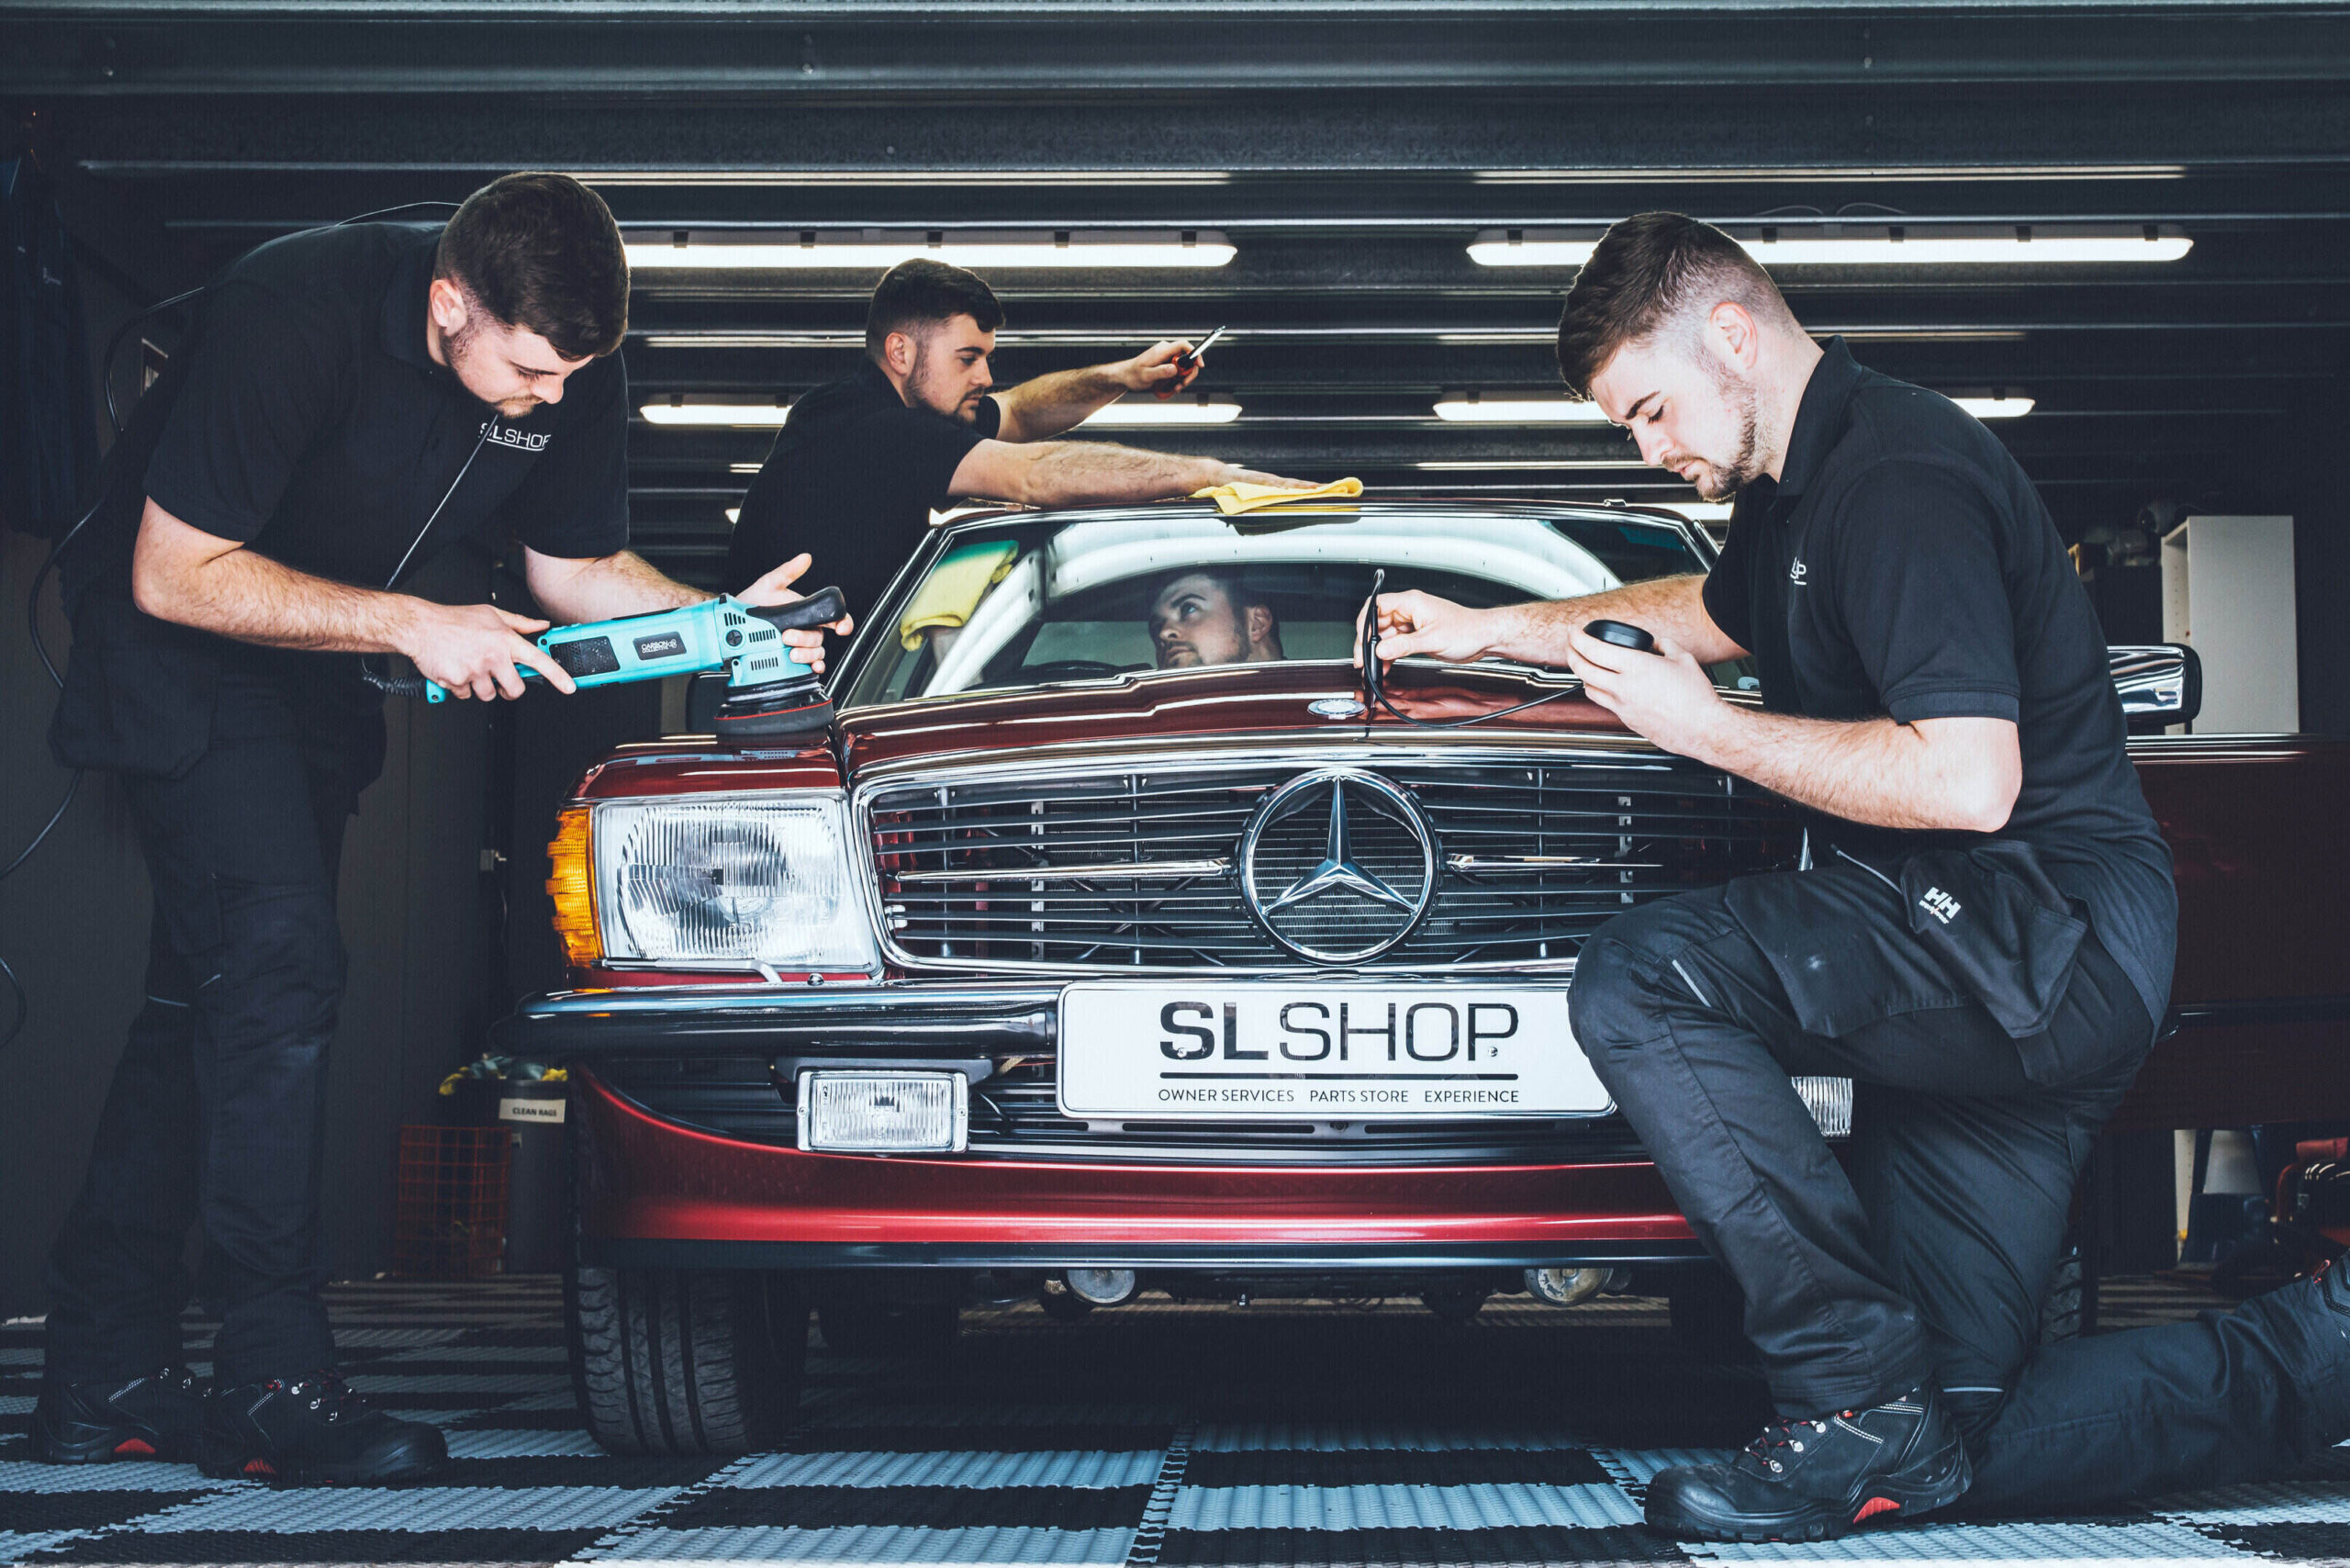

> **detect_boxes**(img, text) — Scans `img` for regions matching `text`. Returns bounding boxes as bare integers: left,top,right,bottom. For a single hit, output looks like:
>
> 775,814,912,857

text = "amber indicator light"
546,806,600,967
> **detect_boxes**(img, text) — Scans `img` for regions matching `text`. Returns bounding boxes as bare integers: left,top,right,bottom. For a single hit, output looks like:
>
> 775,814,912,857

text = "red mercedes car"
499,499,2344,1455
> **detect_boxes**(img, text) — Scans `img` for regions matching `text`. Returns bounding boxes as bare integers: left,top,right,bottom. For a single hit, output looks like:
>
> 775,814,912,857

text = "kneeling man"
1367,212,2350,1540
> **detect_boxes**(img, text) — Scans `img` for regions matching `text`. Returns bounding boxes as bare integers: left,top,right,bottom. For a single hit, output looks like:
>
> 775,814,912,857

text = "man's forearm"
1691,708,2003,833
1010,441,1234,505
139,544,420,655
530,549,704,625
997,364,1130,442
1488,575,1743,667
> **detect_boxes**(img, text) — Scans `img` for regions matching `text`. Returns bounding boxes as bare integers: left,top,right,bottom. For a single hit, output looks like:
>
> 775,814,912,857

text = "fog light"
1795,1076,1853,1139
1064,1268,1138,1305
797,1071,967,1153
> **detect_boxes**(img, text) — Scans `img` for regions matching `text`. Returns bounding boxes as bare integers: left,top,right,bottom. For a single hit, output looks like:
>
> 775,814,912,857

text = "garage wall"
2285,361,2350,737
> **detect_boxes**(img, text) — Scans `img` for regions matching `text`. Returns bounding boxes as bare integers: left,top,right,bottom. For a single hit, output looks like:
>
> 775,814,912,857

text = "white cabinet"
2160,515,2299,734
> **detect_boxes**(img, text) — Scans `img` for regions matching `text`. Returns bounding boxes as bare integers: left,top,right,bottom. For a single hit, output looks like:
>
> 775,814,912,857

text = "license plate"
1057,984,1612,1121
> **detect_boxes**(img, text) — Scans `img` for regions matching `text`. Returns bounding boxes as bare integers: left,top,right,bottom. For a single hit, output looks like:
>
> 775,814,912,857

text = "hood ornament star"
1262,778,1416,913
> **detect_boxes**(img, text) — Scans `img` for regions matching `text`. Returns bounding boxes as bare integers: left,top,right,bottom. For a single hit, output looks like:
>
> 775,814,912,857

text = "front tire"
566,1265,806,1455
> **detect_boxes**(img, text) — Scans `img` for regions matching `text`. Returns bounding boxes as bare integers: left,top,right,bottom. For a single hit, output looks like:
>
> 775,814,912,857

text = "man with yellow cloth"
728,258,1314,620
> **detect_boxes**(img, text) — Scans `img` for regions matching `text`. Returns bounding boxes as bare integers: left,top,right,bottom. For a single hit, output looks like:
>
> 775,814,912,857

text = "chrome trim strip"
1447,854,1662,871
514,982,1064,1019
892,858,1232,884
853,734,1688,790
495,982,1064,1053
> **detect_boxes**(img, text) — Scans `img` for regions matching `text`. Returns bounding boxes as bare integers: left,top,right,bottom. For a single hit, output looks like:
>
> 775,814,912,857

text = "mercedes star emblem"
1239,769,1437,963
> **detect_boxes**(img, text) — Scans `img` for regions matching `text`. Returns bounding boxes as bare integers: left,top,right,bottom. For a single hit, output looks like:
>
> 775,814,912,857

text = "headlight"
576,795,879,971
1794,1075,1853,1139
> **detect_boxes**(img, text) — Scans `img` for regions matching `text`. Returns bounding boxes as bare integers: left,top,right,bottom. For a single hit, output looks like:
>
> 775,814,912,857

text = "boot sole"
196,1432,445,1487
1650,1438,1973,1543
28,1423,196,1466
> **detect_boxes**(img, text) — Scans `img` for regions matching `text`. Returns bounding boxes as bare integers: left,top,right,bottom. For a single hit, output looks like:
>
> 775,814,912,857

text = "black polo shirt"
52,223,632,777
1701,339,2177,1023
726,357,1002,616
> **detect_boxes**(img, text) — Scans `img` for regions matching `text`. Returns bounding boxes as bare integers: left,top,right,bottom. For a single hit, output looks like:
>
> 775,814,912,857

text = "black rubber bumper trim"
578,1238,1710,1271
493,984,1059,1057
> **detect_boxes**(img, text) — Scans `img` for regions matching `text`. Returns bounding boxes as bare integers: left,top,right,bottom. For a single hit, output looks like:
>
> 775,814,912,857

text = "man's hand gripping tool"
414,588,849,744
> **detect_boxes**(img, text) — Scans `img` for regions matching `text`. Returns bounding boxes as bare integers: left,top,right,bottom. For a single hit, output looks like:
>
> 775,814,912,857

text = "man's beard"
1690,380,1766,501
907,344,980,423
447,317,540,418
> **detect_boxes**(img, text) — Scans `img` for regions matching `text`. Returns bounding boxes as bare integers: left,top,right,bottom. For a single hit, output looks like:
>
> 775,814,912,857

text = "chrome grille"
864,751,1802,972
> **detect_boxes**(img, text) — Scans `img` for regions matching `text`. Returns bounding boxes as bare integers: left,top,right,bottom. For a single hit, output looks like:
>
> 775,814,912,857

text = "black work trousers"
1570,861,2350,1514
45,661,376,1389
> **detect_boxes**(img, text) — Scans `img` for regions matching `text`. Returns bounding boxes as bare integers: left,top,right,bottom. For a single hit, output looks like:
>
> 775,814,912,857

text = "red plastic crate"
392,1125,511,1280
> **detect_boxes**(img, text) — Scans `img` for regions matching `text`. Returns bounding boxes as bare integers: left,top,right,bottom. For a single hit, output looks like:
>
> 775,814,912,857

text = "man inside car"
729,259,1311,618
1365,212,2348,1539
1149,569,1286,669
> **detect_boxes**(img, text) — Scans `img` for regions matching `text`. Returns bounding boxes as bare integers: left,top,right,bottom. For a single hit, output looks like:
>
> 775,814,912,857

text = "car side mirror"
2110,644,2201,729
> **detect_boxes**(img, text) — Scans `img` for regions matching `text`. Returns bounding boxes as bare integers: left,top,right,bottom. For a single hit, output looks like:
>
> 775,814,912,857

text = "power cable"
1356,568,1590,730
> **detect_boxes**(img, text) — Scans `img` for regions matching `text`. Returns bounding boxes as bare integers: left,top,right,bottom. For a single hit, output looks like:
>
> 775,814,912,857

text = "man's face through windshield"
1150,571,1284,669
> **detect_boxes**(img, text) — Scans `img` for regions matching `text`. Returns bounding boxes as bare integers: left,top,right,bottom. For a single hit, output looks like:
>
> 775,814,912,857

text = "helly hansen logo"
1919,887,1963,924
1788,556,1809,585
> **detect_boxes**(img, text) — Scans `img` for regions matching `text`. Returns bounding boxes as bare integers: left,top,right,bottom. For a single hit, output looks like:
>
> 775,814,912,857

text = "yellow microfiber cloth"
1192,477,1364,516
899,539,1019,649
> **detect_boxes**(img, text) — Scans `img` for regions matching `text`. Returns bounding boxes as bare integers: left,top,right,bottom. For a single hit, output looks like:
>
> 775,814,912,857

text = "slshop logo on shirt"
480,417,551,453
1788,555,1810,586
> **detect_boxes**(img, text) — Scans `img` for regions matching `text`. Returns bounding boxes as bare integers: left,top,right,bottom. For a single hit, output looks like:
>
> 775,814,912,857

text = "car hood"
838,658,1630,775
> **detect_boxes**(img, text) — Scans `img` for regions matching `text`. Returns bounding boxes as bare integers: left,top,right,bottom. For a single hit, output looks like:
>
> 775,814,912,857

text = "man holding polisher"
1364,212,2350,1538
32,174,845,1484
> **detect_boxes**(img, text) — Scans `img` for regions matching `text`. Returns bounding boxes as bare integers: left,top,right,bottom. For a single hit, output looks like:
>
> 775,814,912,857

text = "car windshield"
840,503,1718,710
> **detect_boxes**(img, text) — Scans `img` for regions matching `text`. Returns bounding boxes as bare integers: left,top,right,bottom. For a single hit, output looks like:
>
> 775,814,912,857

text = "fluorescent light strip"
580,170,1230,186
642,403,792,427
1433,397,1609,424
1473,166,2186,183
627,229,1235,270
1433,393,2032,423
1471,225,2190,267
1080,398,1242,427
640,326,2031,351
1953,396,2036,419
730,462,764,473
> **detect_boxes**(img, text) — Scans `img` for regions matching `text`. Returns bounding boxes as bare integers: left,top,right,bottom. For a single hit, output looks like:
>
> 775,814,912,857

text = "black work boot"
28,1366,205,1464
197,1369,447,1485
1646,1384,1972,1542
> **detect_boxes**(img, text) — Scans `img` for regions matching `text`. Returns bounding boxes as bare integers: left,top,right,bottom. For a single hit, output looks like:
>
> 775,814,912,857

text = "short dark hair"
435,173,629,360
866,258,1005,358
1555,212,1796,398
1155,569,1267,612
